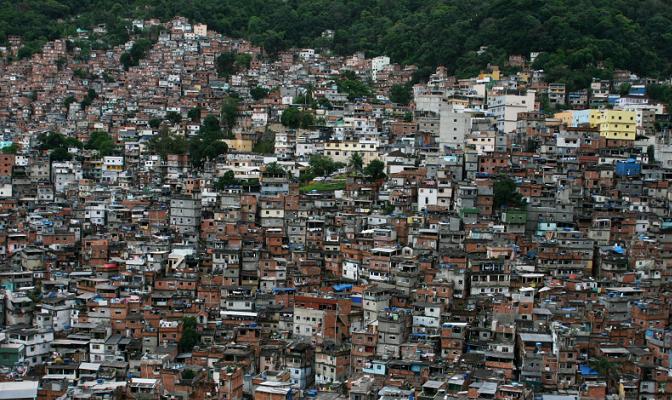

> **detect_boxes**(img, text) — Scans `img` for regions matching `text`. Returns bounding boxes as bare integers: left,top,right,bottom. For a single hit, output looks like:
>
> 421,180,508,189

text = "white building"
487,90,536,133
293,307,325,338
194,23,208,37
371,56,390,81
418,185,438,212
7,328,54,366
438,105,481,151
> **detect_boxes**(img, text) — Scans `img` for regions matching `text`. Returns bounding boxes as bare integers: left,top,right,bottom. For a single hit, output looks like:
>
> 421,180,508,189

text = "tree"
190,115,228,167
73,68,90,79
281,108,313,129
86,131,115,156
1,143,18,154
364,159,386,181
63,95,76,110
4,0,672,89
619,83,632,96
37,132,82,160
281,108,301,129
188,107,202,122
317,97,333,110
216,52,237,78
253,138,275,154
201,115,222,134
301,112,314,128
215,170,239,189
149,118,162,129
250,86,269,100
148,128,188,158
309,154,340,177
178,317,201,353
493,177,524,209
190,137,228,168
80,88,97,110
526,138,540,153
337,73,373,101
647,145,656,162
221,97,239,132
389,83,412,105
349,152,363,173
166,111,182,125
264,162,286,177
50,147,72,162
588,357,620,392
17,45,37,60
120,38,153,70
235,53,252,69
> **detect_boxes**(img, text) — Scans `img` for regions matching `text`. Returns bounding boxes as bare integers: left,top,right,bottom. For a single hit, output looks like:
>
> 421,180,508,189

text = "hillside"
3,0,672,88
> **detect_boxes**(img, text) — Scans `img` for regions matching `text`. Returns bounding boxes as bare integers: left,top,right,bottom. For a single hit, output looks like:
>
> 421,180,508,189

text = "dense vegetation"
2,1,672,88
37,131,82,161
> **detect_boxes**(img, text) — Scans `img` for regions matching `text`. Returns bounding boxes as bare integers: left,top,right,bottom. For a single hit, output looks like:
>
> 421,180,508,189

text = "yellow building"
597,110,636,141
224,138,254,152
570,109,636,141
553,111,573,126
479,66,500,81
323,140,380,165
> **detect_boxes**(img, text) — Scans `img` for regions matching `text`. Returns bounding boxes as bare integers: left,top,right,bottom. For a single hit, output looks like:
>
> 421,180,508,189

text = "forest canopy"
3,0,672,87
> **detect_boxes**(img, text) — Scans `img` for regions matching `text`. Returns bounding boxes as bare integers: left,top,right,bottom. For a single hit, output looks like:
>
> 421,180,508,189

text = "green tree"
149,118,162,129
190,137,228,168
221,97,239,132
619,83,632,96
190,115,228,167
349,152,363,173
80,88,97,109
1,143,18,154
120,38,153,70
264,162,286,177
253,138,275,154
250,86,269,100
364,159,386,181
647,145,656,162
38,132,82,151
588,357,620,392
317,97,333,110
215,170,239,189
281,108,301,129
4,0,672,87
148,128,189,158
178,317,201,353
493,177,524,209
216,52,237,78
73,68,90,79
166,111,182,125
309,154,341,177
281,108,313,129
50,147,72,162
301,112,314,128
235,53,252,69
17,45,37,60
188,107,202,122
526,139,540,153
64,95,76,110
337,73,373,101
201,115,222,134
86,131,115,156
389,83,412,105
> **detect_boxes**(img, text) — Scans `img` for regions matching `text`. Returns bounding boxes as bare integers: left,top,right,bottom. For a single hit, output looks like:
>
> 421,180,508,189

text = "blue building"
615,158,641,177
